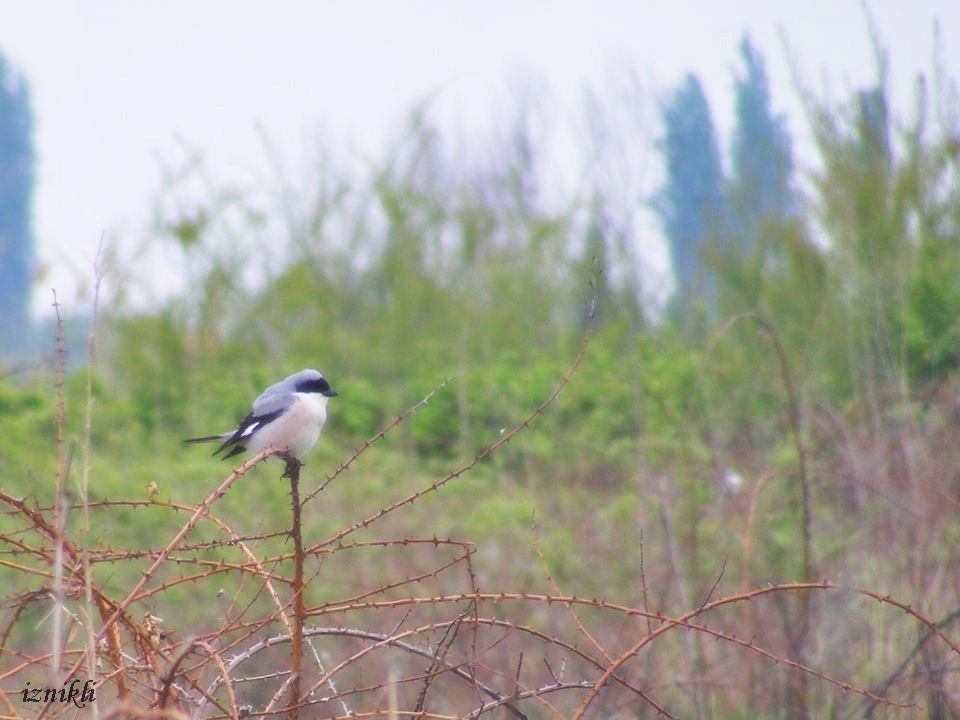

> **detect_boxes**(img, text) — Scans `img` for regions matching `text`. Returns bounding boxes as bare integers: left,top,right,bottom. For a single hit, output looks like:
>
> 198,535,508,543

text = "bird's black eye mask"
296,376,337,396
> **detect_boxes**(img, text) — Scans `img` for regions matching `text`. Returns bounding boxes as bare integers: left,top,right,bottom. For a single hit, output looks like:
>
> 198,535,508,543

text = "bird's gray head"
287,369,338,398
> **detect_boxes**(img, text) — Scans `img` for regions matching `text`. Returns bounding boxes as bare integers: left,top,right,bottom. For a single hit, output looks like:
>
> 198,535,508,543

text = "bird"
185,369,338,460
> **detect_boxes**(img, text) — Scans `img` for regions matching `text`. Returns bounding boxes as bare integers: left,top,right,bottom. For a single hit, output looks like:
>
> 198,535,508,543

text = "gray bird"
185,369,338,460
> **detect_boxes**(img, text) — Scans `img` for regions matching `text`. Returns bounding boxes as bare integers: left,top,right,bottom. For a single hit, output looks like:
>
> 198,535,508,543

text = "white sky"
2,1,959,315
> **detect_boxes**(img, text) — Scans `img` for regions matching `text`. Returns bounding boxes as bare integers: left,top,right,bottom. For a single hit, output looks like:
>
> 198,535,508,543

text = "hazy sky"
2,1,959,313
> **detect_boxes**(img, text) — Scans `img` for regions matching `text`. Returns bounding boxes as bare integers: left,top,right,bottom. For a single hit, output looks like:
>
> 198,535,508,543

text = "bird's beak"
323,389,339,397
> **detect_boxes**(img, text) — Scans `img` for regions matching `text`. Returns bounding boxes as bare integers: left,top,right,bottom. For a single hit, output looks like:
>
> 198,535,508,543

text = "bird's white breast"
247,392,329,459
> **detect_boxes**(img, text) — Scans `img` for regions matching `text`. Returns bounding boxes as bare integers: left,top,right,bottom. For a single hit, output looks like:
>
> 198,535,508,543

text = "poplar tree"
654,74,725,320
0,53,35,353
728,35,795,257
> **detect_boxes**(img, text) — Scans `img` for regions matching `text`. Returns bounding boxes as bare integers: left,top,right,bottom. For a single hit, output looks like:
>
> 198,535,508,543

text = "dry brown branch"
4,291,956,719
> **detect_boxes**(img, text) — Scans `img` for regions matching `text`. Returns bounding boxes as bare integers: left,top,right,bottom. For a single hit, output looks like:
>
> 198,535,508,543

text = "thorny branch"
2,288,951,718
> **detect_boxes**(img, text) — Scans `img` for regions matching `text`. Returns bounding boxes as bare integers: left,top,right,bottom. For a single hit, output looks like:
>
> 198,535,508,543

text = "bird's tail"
183,434,227,445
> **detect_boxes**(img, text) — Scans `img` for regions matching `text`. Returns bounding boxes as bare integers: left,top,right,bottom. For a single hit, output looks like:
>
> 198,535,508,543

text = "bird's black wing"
213,408,285,460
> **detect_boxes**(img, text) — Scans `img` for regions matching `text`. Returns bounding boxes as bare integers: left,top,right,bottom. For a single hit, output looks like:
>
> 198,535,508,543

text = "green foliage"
0,375,56,480
906,235,960,378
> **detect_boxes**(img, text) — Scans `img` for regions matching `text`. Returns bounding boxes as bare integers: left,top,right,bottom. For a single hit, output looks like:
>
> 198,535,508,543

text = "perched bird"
185,369,337,460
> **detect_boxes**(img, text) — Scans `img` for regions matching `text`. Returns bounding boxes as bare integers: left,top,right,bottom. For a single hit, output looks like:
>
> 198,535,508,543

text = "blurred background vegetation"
4,27,960,718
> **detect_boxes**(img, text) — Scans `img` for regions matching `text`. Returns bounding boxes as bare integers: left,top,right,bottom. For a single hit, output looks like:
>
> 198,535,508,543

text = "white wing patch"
240,421,261,438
